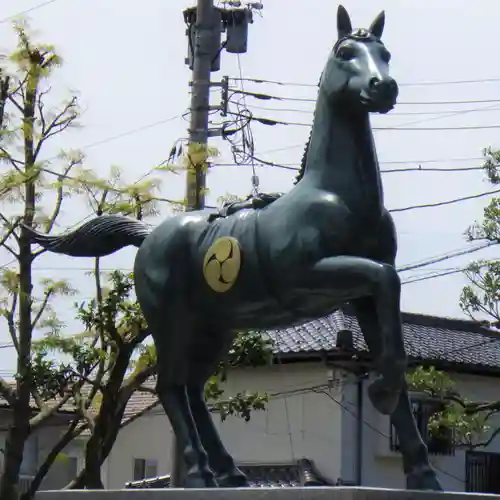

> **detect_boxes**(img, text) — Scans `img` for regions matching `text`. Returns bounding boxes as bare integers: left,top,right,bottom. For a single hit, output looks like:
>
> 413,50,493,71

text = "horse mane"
293,75,322,185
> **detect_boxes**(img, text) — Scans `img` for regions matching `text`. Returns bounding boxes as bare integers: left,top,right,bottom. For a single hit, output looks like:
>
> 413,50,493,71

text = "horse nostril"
369,77,398,100
369,77,381,89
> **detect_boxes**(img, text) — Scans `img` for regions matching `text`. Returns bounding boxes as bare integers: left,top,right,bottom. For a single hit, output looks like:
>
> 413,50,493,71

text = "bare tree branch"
0,147,24,174
36,88,50,138
0,216,21,248
5,293,19,353
1,242,18,259
468,425,500,449
0,75,10,131
31,289,53,330
29,389,75,430
33,97,78,161
7,94,23,114
0,376,16,407
119,364,157,405
74,391,95,434
21,418,85,500
44,161,78,234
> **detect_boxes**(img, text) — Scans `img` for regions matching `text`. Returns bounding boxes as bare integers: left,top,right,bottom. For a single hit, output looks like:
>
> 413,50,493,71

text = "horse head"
320,5,399,114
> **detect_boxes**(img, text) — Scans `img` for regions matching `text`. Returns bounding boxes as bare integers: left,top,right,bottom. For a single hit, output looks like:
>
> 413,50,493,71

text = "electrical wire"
230,88,500,106
398,243,496,273
235,102,500,117
255,143,490,166
402,268,466,285
0,0,61,24
230,75,500,89
314,387,465,484
213,161,488,174
389,188,500,213
231,110,500,131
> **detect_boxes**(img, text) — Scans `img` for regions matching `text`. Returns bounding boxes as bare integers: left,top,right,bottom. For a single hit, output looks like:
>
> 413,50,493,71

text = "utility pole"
185,0,216,211
182,0,258,212
170,0,260,487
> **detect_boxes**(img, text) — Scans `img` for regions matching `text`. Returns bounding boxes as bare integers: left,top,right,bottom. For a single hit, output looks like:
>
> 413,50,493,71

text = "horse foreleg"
300,256,407,414
352,297,442,491
391,388,443,491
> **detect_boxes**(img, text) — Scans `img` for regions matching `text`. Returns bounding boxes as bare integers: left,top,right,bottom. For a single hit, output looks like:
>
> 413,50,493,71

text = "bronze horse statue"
25,5,442,491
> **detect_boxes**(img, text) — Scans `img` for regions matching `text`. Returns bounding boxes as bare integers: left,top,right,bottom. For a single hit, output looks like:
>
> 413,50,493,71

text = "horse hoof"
368,377,400,415
217,470,250,488
406,468,443,491
185,470,218,488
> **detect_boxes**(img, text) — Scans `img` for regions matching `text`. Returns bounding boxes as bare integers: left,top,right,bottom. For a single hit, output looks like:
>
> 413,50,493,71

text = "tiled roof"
2,309,499,424
267,308,500,371
0,378,159,429
124,458,334,489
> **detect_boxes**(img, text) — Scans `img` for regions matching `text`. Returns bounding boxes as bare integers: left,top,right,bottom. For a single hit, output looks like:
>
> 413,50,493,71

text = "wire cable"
230,88,500,106
232,111,500,131
0,0,61,24
402,268,465,285
398,243,496,273
234,101,500,117
213,161,488,174
230,75,500,89
389,188,500,213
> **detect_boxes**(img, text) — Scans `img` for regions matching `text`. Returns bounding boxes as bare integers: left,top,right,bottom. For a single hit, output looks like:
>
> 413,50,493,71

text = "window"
389,397,454,456
133,458,158,480
466,451,500,493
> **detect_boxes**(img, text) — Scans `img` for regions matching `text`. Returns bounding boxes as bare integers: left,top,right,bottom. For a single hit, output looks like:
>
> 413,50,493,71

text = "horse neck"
302,89,384,214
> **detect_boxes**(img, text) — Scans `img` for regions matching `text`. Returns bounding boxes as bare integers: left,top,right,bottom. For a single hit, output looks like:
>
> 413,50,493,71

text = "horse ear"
369,10,385,39
337,5,352,38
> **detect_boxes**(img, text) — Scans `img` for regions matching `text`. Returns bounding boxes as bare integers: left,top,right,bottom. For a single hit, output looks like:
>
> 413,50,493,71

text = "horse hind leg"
147,312,217,488
186,331,249,488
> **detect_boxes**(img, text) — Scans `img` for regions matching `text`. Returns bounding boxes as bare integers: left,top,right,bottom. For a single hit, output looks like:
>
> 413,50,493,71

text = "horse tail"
22,215,152,257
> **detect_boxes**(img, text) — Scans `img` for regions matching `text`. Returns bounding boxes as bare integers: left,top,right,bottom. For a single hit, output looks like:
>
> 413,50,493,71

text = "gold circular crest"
203,237,241,293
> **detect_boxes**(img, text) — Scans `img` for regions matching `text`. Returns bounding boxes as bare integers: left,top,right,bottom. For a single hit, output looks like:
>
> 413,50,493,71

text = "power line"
255,144,488,166
230,88,500,106
398,243,496,273
235,101,500,117
314,388,465,484
213,161,487,174
240,112,500,132
402,268,465,285
230,75,500,89
389,188,500,213
0,0,61,24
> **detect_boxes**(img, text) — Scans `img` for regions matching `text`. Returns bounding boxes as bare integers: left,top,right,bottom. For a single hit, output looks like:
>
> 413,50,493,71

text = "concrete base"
35,488,500,499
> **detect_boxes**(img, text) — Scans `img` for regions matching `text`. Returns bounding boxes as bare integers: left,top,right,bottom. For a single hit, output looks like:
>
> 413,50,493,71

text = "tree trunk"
0,67,37,500
69,348,132,489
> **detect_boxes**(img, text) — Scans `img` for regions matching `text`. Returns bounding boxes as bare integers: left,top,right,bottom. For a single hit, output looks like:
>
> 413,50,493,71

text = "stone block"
35,487,500,500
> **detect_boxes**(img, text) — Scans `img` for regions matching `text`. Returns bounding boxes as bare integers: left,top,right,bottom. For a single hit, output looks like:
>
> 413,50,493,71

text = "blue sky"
1,0,499,376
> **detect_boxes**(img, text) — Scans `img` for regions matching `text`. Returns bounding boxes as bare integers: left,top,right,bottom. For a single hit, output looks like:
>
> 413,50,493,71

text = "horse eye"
381,49,391,63
337,46,356,61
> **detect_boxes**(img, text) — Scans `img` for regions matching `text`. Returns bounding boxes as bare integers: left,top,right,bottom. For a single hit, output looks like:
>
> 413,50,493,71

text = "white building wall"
104,362,344,489
355,371,500,492
0,409,85,490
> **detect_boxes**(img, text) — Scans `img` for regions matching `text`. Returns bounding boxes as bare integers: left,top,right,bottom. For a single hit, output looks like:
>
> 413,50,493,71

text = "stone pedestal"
35,487,500,500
